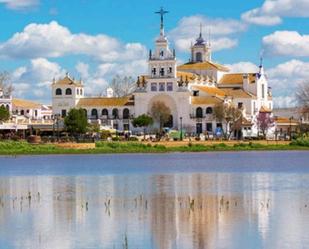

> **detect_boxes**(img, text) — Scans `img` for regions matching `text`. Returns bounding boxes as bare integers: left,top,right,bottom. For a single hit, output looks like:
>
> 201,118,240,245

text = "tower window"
169,67,172,73
160,68,165,77
262,84,265,98
55,88,62,95
65,88,72,95
196,52,203,62
160,50,164,57
152,68,157,76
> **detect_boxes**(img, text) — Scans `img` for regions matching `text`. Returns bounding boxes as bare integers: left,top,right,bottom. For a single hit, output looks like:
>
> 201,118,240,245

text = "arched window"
65,88,72,95
206,107,213,114
196,52,203,62
102,109,108,116
21,110,24,115
83,109,87,117
112,108,119,119
196,107,203,118
123,108,130,119
55,88,62,95
80,89,83,95
6,104,9,111
91,109,98,119
77,89,80,95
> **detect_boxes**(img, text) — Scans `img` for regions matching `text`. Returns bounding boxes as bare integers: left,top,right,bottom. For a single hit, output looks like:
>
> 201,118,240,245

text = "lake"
0,151,309,249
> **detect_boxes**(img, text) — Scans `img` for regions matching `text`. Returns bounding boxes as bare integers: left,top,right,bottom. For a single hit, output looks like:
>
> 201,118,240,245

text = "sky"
0,0,308,107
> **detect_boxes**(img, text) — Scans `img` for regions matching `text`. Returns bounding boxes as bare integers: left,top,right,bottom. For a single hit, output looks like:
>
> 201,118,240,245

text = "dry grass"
144,140,291,148
55,143,96,150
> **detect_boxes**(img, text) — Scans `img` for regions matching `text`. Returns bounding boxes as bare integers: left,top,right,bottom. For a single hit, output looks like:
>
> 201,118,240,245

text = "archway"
148,94,178,129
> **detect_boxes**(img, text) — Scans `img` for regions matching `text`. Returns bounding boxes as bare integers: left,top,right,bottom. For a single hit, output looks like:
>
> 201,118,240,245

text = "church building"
51,8,273,138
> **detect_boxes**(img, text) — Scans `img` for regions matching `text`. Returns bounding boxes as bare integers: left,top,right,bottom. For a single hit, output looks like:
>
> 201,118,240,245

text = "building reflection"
0,172,308,249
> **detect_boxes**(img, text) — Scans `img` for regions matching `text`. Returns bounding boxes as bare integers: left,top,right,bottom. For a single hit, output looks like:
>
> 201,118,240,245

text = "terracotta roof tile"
191,96,223,105
12,98,42,109
193,85,226,97
221,88,256,99
53,76,83,87
177,61,229,72
76,96,134,108
219,73,256,85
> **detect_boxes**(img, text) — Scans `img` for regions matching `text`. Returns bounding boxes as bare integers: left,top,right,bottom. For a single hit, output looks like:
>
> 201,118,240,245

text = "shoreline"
0,141,309,156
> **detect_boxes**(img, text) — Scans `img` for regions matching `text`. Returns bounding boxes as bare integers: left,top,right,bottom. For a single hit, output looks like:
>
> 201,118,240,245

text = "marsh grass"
0,140,308,155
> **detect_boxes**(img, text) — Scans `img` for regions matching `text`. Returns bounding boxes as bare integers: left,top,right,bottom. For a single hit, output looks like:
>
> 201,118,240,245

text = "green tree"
0,105,10,123
132,114,153,139
150,101,171,131
64,108,88,136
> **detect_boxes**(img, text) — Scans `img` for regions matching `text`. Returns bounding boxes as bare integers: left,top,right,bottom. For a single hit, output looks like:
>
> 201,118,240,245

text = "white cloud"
266,60,309,107
168,15,247,53
78,59,148,96
273,96,297,108
262,31,309,57
10,55,147,101
0,0,39,10
226,61,259,73
12,58,65,101
0,21,147,62
242,0,309,26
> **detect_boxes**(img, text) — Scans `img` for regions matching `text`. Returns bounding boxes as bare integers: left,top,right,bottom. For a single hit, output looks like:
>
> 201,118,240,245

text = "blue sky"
0,0,308,107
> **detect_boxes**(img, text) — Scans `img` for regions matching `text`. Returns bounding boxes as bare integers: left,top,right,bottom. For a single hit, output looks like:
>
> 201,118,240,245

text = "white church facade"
51,9,273,138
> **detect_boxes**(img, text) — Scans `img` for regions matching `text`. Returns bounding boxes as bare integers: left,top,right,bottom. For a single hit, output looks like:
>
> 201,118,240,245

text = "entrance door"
196,123,202,134
164,115,173,128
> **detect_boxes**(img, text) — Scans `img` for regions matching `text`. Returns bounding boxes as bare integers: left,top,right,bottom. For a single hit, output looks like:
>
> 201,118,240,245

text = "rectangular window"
206,123,213,132
238,102,243,109
151,83,157,91
253,101,256,112
159,82,165,91
167,82,173,91
61,109,67,118
123,124,129,131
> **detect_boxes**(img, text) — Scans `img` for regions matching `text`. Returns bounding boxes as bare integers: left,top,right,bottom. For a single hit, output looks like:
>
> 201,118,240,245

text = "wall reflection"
0,172,308,249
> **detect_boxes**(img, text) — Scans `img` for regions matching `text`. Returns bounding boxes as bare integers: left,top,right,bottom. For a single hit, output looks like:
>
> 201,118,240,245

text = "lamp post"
180,117,183,141
53,114,60,142
289,116,293,141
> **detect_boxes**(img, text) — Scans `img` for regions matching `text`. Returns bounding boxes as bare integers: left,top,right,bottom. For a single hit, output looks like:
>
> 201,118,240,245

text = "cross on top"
155,7,169,30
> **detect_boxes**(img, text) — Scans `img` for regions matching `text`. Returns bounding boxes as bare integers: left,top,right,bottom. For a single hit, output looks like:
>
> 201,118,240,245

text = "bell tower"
148,7,176,79
191,24,212,62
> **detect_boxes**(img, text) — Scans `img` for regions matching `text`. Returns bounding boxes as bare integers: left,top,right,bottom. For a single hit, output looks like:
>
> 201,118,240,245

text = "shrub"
291,135,309,147
129,136,139,141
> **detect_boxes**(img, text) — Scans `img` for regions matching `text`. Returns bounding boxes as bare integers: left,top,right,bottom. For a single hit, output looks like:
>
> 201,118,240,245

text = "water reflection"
0,173,309,249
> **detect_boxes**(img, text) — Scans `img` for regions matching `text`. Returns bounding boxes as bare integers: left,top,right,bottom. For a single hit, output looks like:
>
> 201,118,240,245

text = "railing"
190,114,214,121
